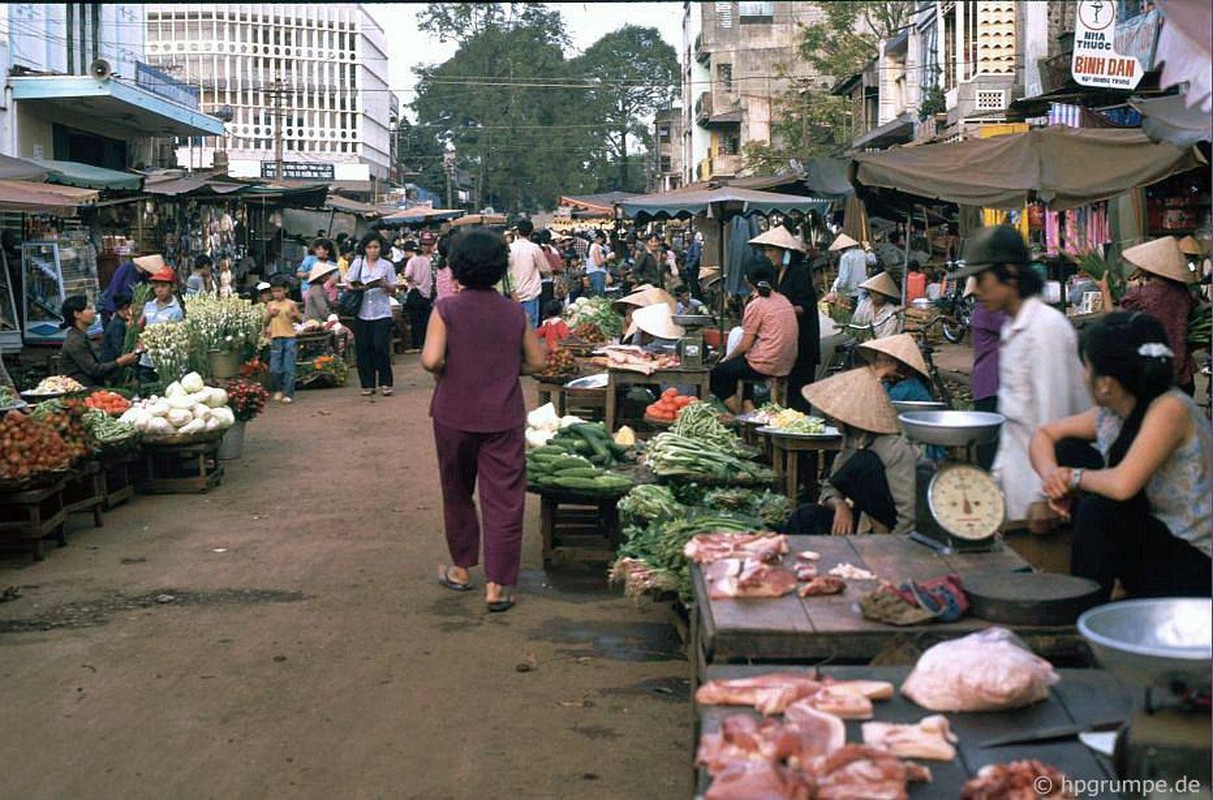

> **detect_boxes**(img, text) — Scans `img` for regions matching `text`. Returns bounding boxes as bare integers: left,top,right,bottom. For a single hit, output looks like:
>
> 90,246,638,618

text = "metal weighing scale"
672,314,715,369
896,407,1007,554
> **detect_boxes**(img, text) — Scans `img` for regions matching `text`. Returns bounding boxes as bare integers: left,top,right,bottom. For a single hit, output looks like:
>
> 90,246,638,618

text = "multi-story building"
680,1,827,183
0,3,221,168
144,3,391,188
651,107,684,193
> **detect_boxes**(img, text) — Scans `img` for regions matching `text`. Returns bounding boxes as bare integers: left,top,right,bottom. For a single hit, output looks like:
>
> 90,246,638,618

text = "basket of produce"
84,390,133,417
116,371,237,443
82,408,140,453
0,409,77,489
30,398,100,463
565,297,623,344
537,346,580,382
21,375,87,401
0,385,27,412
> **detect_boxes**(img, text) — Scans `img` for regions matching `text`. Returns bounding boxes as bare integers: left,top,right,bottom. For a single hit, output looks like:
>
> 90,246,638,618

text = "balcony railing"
136,62,201,108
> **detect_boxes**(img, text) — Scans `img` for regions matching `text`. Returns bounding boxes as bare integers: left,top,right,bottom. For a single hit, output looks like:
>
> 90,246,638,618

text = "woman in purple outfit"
422,228,545,612
967,276,1009,470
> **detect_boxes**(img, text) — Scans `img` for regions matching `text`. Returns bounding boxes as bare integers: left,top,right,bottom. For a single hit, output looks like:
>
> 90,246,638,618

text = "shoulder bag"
337,258,366,317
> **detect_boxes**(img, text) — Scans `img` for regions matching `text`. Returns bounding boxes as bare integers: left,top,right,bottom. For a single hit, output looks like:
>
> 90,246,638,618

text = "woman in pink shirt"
710,262,799,413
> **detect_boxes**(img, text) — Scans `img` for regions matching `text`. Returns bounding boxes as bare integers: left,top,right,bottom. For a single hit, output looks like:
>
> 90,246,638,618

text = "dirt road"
0,358,691,799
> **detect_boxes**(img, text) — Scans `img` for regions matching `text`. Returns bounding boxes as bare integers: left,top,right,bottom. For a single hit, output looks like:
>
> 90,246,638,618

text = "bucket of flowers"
296,354,349,389
215,377,270,460
185,295,267,379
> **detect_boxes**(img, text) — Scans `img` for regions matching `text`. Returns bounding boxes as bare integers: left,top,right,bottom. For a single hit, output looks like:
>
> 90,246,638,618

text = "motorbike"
935,269,975,344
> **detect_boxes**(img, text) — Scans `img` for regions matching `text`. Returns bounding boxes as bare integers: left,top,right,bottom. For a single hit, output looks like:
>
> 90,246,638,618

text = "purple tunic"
430,289,527,433
970,306,1008,401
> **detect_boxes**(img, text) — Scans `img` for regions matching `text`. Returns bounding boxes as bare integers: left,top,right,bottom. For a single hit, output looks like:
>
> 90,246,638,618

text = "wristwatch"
1068,468,1084,491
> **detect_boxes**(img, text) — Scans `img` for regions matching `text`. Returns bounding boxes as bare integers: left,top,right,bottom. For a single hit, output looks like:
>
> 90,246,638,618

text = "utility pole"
443,149,455,209
269,77,286,180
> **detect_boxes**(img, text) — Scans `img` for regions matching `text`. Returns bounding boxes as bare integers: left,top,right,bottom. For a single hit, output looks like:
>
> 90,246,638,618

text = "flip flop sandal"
360,389,375,396
380,387,394,396
437,566,473,592
486,596,515,613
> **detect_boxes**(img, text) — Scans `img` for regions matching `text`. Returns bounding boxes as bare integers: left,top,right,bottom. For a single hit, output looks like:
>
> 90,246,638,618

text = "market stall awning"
450,213,507,227
0,154,49,182
851,127,1205,210
325,194,381,216
143,173,252,196
241,183,330,208
9,75,225,138
558,191,639,216
0,179,98,214
616,186,832,219
379,206,463,225
34,159,143,191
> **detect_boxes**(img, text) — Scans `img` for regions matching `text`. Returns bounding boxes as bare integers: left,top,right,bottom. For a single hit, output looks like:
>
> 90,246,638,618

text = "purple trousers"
433,421,526,586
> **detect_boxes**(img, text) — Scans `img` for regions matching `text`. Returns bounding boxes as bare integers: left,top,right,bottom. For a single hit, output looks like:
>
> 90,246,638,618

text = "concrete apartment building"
680,1,827,184
144,3,392,189
0,3,220,168
651,107,685,193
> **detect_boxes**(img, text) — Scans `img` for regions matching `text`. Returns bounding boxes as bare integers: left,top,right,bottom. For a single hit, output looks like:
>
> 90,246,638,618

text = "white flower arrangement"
184,295,267,355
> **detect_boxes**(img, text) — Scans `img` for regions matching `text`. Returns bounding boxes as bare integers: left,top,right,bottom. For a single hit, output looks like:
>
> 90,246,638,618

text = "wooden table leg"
605,373,617,432
785,446,800,503
540,495,555,566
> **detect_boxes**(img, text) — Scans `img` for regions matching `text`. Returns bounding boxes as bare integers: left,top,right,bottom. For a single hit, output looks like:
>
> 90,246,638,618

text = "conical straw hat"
133,254,167,274
308,260,339,283
800,366,900,435
1177,235,1204,256
860,271,901,300
613,287,675,312
625,302,685,340
1122,237,1198,284
748,226,805,253
859,333,930,380
829,233,859,252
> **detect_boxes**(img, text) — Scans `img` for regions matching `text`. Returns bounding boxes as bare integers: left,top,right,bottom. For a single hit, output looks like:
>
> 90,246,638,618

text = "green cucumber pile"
527,423,634,493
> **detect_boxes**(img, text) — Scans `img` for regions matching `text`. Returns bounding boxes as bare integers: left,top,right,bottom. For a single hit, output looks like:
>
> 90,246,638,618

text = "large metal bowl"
564,373,608,390
1078,598,1212,692
897,410,1005,446
672,314,715,328
891,400,948,415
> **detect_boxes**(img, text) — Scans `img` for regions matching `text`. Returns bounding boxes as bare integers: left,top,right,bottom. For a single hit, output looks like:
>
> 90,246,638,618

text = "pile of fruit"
0,410,74,482
84,390,132,416
539,346,579,379
31,399,97,462
571,321,608,344
645,388,697,422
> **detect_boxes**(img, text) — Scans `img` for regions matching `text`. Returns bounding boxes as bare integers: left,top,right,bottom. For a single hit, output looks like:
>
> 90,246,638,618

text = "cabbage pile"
117,371,236,438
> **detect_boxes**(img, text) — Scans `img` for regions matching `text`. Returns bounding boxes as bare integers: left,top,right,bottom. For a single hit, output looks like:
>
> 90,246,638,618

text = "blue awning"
34,159,143,191
10,75,224,138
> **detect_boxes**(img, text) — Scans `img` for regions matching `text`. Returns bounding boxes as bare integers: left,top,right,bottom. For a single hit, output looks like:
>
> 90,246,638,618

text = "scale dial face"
927,464,1005,540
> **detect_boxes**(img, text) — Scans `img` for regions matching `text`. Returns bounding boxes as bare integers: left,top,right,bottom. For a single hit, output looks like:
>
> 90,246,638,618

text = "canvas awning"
379,207,463,225
616,186,832,219
450,213,507,227
851,127,1205,210
325,194,381,216
0,179,98,214
0,155,48,182
558,191,638,216
35,159,143,191
143,173,251,196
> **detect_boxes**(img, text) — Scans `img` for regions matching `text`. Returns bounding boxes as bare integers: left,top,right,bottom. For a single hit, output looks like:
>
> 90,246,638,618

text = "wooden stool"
736,376,787,407
62,460,106,528
0,477,68,561
140,440,224,494
100,449,138,508
533,486,622,566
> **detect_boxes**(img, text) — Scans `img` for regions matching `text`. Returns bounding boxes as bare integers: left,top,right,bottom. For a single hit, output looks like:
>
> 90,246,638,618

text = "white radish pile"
118,372,236,437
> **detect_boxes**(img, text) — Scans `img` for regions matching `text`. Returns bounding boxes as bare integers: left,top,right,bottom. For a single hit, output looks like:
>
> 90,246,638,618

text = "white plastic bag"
900,627,1059,712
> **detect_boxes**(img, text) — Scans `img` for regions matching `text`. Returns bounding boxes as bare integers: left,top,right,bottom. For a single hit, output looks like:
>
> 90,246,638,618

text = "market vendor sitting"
624,301,684,354
673,284,706,316
784,366,918,535
304,260,339,322
58,295,139,388
613,286,674,338
850,271,903,339
859,333,933,402
537,300,571,350
709,262,797,414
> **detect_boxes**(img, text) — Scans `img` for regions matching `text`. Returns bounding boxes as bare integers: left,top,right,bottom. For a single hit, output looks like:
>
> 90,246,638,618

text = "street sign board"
260,162,335,181
1070,0,1143,90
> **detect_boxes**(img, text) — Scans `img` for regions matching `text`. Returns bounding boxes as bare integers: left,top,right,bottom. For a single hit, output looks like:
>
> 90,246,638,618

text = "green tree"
742,1,911,171
570,26,680,190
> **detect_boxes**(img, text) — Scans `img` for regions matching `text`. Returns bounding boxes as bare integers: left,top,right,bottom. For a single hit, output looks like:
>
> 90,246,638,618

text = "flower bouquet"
139,320,192,384
185,295,267,376
223,378,270,423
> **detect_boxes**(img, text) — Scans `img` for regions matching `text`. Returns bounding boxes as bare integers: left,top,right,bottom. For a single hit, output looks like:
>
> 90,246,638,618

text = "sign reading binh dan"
1070,0,1143,89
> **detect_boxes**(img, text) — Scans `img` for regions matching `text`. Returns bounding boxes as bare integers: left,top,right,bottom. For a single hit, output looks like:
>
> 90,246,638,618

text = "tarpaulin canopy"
0,155,48,182
35,159,143,191
450,213,507,227
558,191,637,216
0,179,98,214
325,194,381,216
379,206,463,225
616,186,831,219
851,127,1204,210
144,173,252,196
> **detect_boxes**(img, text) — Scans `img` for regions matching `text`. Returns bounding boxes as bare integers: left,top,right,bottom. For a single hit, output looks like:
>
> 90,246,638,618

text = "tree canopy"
404,5,677,213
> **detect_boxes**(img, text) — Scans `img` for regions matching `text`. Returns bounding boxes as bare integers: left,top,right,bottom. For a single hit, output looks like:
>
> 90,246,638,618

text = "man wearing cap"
953,225,1089,532
826,233,868,304
1098,237,1199,394
850,271,903,339
507,218,549,328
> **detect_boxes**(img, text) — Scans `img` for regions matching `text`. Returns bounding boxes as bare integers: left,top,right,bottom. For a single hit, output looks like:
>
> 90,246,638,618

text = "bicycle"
824,312,954,408
934,271,976,344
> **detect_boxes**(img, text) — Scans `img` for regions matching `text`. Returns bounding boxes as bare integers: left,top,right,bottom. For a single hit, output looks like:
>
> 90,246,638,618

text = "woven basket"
903,307,943,344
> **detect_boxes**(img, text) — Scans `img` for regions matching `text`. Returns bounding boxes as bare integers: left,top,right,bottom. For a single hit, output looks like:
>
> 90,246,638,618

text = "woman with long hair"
58,295,139,387
1030,311,1211,602
422,228,545,612
347,230,398,396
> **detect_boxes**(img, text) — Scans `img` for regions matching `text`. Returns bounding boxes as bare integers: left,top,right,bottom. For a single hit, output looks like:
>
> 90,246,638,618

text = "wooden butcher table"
604,365,710,433
696,665,1134,799
689,534,1091,684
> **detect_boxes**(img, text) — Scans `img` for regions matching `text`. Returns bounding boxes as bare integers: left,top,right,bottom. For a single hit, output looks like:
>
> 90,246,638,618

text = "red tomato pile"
85,390,132,416
0,410,73,481
645,387,697,422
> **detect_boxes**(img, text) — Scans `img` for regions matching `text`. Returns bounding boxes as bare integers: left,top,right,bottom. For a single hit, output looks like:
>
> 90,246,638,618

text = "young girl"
1030,311,1211,602
536,300,571,350
216,257,235,299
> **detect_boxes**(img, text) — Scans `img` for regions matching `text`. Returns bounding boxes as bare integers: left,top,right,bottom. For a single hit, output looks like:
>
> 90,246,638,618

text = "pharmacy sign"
1071,0,1143,89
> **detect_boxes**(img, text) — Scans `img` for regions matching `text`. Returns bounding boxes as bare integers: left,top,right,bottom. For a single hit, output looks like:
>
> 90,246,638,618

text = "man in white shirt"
826,233,868,302
508,218,549,328
585,231,609,297
951,225,1090,532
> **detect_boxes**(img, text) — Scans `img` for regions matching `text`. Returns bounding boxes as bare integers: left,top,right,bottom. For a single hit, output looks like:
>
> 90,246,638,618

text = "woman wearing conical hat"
749,224,820,413
1097,237,1199,394
783,367,918,536
850,271,903,339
